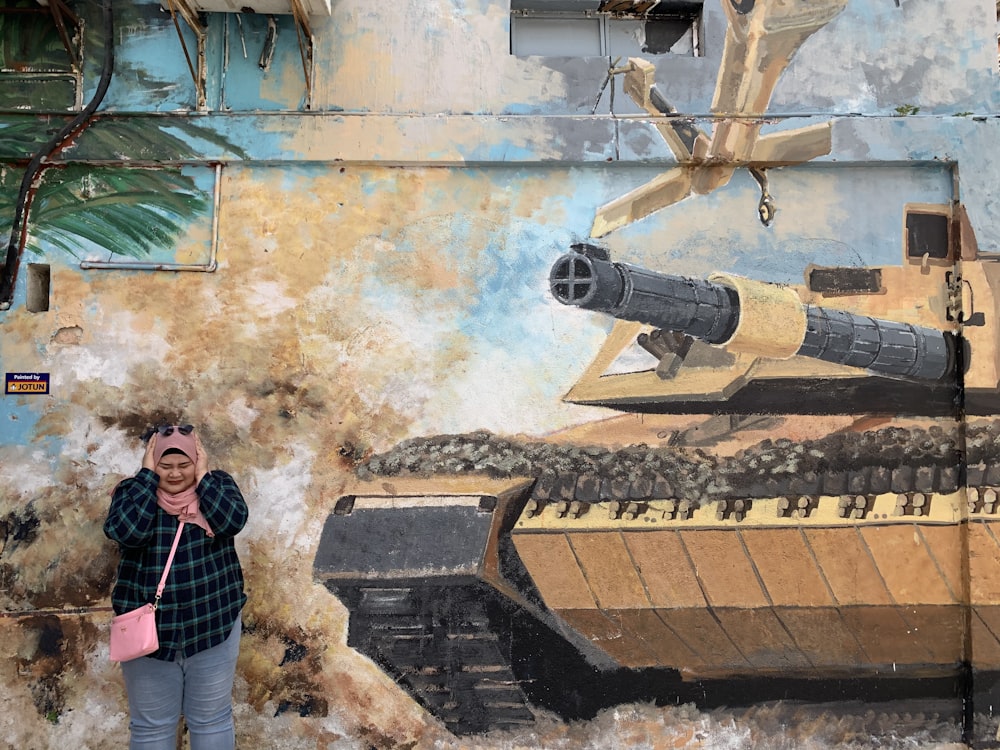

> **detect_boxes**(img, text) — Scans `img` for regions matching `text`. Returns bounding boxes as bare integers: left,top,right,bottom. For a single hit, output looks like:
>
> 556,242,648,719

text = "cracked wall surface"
2,0,1000,747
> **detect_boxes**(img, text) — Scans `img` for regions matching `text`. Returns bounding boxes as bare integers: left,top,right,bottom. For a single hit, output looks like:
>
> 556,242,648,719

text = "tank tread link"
354,423,992,508
528,463,978,519
338,583,539,735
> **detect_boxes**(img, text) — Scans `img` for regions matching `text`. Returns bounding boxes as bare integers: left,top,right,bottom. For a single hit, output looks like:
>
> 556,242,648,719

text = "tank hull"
315,467,1000,733
512,492,992,678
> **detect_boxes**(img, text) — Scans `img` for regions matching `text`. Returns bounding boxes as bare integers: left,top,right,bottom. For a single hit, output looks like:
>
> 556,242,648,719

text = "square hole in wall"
26,263,50,312
905,206,951,263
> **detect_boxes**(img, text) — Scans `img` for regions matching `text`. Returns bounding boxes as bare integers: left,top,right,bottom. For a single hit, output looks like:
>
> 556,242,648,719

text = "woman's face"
156,452,197,493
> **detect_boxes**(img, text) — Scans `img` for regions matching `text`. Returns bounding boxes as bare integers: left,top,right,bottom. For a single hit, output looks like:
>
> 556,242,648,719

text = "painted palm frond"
1,2,248,265
2,116,248,162
74,118,249,162
0,0,72,73
0,119,66,159
1,114,246,259
23,165,209,258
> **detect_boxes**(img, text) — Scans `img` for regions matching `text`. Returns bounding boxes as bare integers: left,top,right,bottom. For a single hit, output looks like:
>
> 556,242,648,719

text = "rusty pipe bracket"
288,0,316,109
162,0,208,110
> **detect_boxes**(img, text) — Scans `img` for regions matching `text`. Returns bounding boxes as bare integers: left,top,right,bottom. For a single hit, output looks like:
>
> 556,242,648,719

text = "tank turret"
314,234,1000,735
544,229,992,417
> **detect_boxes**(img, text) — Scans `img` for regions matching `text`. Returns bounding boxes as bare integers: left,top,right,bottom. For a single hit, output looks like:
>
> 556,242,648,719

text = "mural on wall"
0,123,221,260
313,0,989,740
0,0,248,298
586,0,843,236
2,0,1000,748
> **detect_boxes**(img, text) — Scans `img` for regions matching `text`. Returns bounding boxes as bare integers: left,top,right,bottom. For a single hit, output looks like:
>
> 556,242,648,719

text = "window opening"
905,206,951,264
162,0,323,111
0,0,84,109
510,0,703,57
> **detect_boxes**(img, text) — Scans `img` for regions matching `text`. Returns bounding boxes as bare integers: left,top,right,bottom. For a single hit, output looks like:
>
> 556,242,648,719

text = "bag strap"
153,521,185,609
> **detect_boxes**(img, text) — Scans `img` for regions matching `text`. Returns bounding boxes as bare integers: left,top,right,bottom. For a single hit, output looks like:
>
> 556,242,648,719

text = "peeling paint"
3,0,1000,747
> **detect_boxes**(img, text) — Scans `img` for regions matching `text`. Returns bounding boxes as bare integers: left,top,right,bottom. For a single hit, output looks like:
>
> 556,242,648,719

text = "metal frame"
79,163,223,273
162,0,209,110
163,0,315,111
0,0,85,108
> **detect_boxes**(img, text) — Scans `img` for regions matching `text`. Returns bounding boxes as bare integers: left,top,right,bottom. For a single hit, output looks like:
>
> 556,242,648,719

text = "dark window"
0,0,82,110
905,210,950,260
26,263,50,312
511,0,703,57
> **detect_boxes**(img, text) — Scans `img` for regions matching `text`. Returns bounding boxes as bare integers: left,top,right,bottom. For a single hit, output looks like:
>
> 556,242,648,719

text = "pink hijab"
154,430,214,538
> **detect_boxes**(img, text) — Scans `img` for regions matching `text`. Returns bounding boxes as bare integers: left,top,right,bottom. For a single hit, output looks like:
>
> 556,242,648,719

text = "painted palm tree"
1,117,243,259
1,0,245,261
0,5,66,64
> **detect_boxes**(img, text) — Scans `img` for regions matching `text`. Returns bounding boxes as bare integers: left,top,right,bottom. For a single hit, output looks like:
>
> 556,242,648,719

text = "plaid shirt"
104,468,248,660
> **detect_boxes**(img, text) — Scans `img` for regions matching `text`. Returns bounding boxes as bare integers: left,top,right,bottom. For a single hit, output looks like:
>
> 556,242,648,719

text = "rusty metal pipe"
0,0,115,309
79,163,222,273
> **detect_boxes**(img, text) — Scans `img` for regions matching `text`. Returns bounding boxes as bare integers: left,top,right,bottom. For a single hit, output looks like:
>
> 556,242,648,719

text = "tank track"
335,583,539,735
341,420,1000,734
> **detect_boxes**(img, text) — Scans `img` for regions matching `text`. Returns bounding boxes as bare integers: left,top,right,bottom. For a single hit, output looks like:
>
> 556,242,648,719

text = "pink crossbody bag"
110,522,185,663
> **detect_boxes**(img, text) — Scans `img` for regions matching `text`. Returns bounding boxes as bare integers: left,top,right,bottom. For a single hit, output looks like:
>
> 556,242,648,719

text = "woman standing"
105,425,248,750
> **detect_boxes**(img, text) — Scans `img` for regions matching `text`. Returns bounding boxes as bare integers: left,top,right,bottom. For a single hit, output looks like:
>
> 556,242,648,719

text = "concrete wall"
2,0,1000,746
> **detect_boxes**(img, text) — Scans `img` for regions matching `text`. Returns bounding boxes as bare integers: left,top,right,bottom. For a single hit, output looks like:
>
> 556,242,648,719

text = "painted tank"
547,204,998,417
314,0,1000,737
313,202,1000,734
314,433,996,734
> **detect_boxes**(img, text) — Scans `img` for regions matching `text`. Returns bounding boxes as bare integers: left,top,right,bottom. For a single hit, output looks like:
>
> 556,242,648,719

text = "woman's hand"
142,434,157,472
195,434,210,483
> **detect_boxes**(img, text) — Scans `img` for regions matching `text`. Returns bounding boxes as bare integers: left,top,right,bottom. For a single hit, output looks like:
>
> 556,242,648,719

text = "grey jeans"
121,615,241,750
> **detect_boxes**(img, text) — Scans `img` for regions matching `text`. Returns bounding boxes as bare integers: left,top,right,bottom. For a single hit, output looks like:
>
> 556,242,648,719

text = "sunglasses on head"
141,424,195,442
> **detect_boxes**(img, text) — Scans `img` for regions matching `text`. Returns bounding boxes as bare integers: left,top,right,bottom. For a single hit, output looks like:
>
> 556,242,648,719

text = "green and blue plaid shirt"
104,468,248,660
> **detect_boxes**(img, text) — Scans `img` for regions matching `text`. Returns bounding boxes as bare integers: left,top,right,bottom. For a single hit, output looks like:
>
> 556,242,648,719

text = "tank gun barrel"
549,244,954,382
